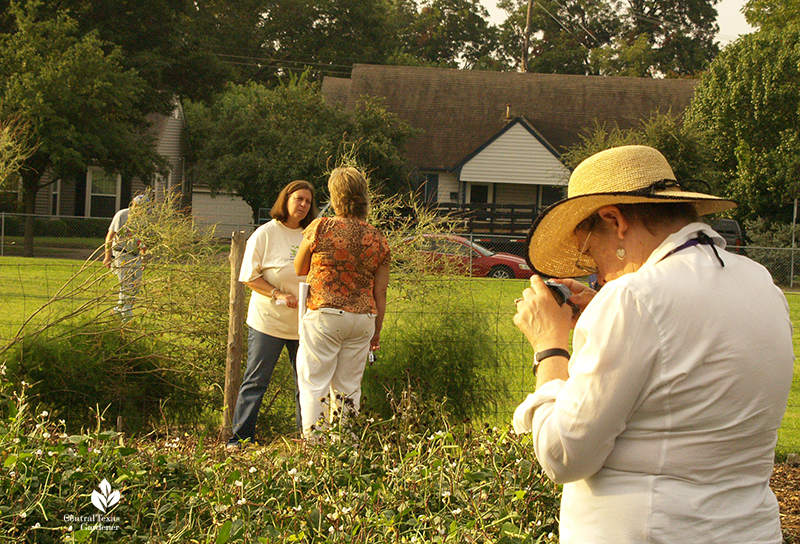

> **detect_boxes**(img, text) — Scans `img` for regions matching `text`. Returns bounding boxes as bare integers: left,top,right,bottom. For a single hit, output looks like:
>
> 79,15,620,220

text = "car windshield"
470,241,494,257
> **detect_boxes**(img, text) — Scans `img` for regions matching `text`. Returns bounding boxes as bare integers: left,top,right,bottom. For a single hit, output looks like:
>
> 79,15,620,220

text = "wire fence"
1,214,799,433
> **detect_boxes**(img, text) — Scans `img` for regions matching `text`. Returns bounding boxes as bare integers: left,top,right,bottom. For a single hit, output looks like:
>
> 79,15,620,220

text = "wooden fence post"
223,231,246,442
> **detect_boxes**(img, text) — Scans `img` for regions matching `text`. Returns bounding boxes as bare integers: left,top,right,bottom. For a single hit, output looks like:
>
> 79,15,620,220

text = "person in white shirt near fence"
227,180,318,448
103,193,149,321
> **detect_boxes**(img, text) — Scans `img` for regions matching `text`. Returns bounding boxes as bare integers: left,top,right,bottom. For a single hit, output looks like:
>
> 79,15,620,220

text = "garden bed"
772,462,800,540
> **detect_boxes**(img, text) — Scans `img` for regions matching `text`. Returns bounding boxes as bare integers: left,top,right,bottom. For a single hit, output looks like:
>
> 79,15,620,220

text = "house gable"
457,117,570,187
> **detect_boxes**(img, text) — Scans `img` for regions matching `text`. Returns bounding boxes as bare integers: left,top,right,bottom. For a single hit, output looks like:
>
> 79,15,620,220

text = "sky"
479,0,755,46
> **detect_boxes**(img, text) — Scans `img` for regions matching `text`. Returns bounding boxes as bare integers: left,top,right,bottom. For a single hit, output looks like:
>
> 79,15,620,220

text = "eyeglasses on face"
574,214,599,275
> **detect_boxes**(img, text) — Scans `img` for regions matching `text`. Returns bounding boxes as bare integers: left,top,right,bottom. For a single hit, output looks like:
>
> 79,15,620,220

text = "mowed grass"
0,256,114,343
1,256,799,454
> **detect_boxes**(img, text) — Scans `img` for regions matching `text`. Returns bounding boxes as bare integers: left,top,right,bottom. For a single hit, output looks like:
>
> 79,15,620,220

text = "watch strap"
533,348,570,375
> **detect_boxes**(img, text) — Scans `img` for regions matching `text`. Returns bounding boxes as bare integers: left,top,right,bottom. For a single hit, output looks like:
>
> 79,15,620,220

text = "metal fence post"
1,212,4,257
792,198,798,288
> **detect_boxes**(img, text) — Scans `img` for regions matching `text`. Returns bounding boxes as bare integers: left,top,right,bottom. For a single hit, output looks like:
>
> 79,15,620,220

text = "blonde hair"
328,167,369,219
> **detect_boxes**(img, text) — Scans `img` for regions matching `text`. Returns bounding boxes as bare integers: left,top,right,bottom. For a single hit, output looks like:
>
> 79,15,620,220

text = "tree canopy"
185,76,417,221
687,27,800,222
496,0,720,76
0,1,165,254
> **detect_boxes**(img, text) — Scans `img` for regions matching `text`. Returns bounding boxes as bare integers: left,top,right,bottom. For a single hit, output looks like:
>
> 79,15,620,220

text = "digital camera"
544,280,579,314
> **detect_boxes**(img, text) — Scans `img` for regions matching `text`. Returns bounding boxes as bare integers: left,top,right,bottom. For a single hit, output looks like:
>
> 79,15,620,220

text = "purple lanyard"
659,231,725,267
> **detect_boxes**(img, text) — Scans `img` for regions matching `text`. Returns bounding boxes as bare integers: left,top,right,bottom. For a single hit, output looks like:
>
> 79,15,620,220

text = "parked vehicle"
405,234,534,279
708,218,746,254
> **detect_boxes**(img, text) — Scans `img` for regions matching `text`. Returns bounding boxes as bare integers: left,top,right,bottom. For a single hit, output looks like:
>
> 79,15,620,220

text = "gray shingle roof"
323,64,697,172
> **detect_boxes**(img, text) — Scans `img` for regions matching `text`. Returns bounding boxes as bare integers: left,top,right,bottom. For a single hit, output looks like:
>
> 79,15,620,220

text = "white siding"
437,172,460,202
460,123,569,186
192,190,255,235
156,103,186,193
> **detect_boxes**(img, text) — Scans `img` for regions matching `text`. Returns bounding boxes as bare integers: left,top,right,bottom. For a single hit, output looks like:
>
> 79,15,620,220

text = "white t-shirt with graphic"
239,220,305,340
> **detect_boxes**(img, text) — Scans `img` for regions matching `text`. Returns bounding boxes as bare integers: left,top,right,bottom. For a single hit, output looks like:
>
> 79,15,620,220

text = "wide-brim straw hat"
526,145,737,278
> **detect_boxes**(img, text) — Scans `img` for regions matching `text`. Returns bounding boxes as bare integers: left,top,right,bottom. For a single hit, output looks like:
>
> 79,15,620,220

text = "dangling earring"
616,246,626,260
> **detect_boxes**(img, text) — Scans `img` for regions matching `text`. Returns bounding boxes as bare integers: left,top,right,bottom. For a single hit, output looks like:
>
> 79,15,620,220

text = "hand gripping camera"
544,280,580,315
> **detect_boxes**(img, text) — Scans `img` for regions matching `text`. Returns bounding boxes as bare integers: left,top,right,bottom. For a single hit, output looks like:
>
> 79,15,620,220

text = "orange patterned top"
304,217,391,314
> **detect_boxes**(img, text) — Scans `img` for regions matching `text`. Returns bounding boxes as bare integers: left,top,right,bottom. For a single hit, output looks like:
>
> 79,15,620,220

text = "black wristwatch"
533,348,570,376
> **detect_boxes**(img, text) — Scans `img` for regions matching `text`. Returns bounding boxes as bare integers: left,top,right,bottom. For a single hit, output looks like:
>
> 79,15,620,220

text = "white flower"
40,411,49,417
67,525,73,532
452,508,462,515
43,432,51,439
34,450,43,456
328,526,334,534
33,523,41,529
234,480,243,487
19,512,27,518
237,498,246,506
288,468,297,476
441,490,451,498
293,505,302,512
248,467,257,473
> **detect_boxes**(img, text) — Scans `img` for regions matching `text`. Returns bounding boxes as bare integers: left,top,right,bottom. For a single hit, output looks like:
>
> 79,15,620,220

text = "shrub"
5,323,205,433
743,217,798,285
364,280,512,422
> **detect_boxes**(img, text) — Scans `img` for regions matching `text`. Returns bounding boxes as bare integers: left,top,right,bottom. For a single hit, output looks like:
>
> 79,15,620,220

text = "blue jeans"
228,327,301,444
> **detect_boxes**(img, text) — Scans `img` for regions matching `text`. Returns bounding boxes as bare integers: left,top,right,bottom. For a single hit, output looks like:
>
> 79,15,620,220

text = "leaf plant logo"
91,479,121,513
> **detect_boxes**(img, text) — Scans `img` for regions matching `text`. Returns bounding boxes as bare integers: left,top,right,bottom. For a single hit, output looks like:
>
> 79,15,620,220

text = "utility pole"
522,0,533,72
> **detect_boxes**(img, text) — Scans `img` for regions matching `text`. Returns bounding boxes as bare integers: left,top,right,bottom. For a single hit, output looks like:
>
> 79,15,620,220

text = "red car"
407,234,534,279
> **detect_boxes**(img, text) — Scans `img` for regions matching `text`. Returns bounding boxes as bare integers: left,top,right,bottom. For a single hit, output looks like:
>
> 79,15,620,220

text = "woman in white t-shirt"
228,180,318,447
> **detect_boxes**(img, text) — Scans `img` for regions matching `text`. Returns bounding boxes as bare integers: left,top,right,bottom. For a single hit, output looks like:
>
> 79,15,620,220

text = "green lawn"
1,256,799,454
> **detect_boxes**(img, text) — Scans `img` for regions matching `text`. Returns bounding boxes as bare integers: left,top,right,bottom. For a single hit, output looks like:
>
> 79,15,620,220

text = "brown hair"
271,180,318,228
328,167,369,219
616,202,699,234
575,202,698,237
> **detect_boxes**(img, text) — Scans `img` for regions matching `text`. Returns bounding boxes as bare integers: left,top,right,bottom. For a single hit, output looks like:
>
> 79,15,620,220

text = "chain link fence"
3,213,800,286
1,214,799,431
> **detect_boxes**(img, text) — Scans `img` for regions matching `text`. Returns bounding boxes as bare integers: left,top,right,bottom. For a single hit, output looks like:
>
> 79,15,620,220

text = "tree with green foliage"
185,76,416,221
742,0,800,31
497,0,622,74
687,28,800,222
8,0,234,106
398,0,501,68
497,0,719,76
561,111,713,184
0,1,166,256
0,115,36,191
622,0,719,76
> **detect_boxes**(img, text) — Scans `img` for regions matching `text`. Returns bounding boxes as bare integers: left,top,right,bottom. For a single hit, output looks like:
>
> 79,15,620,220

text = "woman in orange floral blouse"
294,166,390,438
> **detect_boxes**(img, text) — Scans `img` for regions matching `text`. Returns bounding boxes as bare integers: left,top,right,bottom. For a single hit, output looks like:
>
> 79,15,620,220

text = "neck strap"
660,231,724,267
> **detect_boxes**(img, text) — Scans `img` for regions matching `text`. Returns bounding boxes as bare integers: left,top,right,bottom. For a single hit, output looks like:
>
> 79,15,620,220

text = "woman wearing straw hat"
512,145,794,543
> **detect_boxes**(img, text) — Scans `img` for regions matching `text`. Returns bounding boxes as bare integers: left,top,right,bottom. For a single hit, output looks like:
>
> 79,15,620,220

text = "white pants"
112,252,142,321
297,308,375,435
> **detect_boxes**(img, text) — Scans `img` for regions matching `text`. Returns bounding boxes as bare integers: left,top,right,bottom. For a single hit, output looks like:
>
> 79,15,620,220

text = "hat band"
629,179,681,195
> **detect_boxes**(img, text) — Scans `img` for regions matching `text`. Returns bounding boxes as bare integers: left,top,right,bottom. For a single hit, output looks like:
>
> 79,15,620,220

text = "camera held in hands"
544,280,580,315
